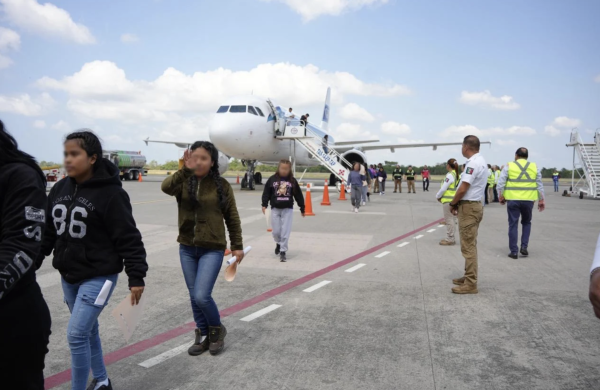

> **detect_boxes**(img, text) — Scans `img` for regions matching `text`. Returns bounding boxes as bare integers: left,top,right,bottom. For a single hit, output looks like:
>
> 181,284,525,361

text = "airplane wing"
144,138,192,149
333,139,380,146
333,141,491,153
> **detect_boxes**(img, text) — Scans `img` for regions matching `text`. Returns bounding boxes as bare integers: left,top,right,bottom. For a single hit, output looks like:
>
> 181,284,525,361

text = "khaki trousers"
374,180,380,193
442,203,457,242
458,202,483,285
407,180,416,193
394,179,402,192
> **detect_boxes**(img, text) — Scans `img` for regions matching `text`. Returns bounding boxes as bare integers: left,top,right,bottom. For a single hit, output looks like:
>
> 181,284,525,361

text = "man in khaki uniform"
448,135,487,294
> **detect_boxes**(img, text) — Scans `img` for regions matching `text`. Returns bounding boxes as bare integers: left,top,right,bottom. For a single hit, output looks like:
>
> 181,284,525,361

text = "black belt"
458,200,481,204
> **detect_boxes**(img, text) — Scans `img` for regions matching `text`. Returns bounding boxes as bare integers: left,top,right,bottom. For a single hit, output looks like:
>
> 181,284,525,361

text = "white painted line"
240,304,282,322
397,242,410,248
303,280,332,292
375,251,390,258
139,343,189,368
438,224,445,228
414,235,424,240
345,263,366,273
427,229,436,233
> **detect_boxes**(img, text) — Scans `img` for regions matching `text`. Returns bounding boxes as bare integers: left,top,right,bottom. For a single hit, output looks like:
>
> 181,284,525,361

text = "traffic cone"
138,172,143,182
304,183,315,216
321,180,331,206
338,181,347,201
236,174,240,184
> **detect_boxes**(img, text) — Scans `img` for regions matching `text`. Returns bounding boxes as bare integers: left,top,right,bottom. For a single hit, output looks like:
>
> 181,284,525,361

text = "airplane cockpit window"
248,106,258,116
229,105,247,113
216,106,229,113
255,107,265,117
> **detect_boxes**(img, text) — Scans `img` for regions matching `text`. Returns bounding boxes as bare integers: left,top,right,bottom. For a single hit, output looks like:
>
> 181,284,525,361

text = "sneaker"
439,240,455,246
362,201,366,206
452,277,465,286
87,379,113,390
188,328,209,356
508,253,518,259
208,324,227,355
382,192,385,195
280,251,287,262
275,244,280,255
355,208,359,213
451,283,478,294
520,248,529,257
393,191,397,193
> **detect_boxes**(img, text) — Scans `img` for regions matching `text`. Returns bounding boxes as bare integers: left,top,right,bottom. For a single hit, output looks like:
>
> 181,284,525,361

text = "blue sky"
1,0,599,168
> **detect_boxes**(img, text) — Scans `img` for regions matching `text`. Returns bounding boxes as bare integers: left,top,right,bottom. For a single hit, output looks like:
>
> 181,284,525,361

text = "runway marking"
131,199,173,205
414,235,424,240
138,343,189,368
345,263,366,273
397,242,410,248
303,280,332,293
438,225,445,228
323,210,386,215
375,251,390,258
44,217,444,388
240,304,282,322
427,229,436,233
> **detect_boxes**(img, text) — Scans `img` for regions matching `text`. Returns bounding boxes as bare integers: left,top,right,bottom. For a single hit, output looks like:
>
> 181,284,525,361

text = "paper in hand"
111,292,147,342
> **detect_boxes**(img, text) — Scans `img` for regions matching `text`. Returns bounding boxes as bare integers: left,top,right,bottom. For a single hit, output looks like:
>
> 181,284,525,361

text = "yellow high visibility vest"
440,172,458,204
487,169,495,185
503,159,539,201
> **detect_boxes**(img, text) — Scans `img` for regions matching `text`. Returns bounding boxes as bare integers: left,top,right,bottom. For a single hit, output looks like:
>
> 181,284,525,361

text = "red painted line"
45,218,442,389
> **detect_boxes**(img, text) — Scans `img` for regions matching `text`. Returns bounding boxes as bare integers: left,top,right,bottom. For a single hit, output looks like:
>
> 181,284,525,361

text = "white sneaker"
354,208,358,213
362,201,366,206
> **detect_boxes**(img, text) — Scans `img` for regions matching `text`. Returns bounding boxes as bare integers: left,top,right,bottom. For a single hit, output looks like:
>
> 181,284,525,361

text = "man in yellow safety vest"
497,147,546,259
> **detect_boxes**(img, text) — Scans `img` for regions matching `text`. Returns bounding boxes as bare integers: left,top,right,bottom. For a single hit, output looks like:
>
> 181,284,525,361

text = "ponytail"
447,158,459,185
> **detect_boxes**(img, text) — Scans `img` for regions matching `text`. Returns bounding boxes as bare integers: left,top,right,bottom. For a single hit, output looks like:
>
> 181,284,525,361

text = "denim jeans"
507,200,534,254
179,245,225,335
554,181,559,192
62,274,118,390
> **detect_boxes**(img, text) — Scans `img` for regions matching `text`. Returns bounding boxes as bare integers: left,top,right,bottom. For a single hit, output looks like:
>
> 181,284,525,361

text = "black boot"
188,328,209,356
208,324,227,356
275,244,280,255
280,251,287,262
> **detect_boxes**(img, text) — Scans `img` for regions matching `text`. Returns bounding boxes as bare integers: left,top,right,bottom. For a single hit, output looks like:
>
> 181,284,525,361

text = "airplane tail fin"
320,87,331,131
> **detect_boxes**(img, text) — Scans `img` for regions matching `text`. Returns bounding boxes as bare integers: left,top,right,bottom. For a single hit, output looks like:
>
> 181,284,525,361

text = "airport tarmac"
39,177,600,390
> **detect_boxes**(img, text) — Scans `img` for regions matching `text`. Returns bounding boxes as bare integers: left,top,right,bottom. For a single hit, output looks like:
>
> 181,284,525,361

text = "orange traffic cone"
138,172,143,182
338,181,347,201
321,180,331,206
304,183,315,216
236,174,240,184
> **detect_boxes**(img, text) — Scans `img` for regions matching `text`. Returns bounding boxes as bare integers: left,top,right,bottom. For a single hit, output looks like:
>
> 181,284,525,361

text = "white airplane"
145,88,489,190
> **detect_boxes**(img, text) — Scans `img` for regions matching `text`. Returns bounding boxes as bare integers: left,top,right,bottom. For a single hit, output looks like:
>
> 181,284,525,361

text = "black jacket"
42,159,147,287
261,175,305,213
0,163,46,305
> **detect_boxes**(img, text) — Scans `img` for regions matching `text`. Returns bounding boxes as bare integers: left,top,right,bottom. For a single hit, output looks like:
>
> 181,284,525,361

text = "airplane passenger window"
217,106,229,113
229,105,246,113
248,106,258,116
255,107,265,117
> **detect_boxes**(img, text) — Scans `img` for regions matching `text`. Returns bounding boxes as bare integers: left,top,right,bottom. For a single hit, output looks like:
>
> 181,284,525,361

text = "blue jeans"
179,245,225,335
554,181,559,192
507,200,534,254
62,274,118,390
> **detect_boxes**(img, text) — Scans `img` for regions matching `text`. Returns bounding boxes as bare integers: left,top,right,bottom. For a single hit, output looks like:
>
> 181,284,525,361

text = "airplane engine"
218,152,229,175
341,149,368,168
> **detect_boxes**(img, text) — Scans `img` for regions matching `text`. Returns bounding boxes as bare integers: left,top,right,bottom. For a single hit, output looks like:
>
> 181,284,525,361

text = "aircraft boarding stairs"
276,120,351,187
566,129,600,198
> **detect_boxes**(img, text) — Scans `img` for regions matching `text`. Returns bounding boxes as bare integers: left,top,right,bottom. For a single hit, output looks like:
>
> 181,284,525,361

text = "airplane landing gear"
254,172,262,185
241,160,257,190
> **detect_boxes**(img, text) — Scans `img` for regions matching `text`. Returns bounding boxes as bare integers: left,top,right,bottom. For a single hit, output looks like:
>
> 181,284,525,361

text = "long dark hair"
187,141,226,211
0,120,45,184
65,130,104,172
447,158,459,185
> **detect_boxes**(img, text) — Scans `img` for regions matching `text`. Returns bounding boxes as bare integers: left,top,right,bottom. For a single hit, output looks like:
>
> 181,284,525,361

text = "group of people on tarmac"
0,121,244,390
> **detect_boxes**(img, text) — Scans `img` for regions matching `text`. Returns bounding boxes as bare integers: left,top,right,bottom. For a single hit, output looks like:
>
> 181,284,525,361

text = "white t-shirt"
459,152,488,201
436,172,456,200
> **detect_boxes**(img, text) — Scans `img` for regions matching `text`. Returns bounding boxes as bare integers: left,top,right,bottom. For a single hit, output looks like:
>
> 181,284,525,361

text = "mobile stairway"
566,129,600,198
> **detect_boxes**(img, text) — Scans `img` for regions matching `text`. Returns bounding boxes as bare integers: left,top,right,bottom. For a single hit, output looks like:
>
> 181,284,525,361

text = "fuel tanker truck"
102,150,147,181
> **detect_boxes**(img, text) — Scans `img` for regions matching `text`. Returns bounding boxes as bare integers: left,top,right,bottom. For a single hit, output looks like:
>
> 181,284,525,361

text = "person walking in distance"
497,147,545,259
393,165,403,193
448,135,488,294
485,164,494,204
261,159,305,261
493,165,500,202
162,141,244,356
0,120,52,390
372,165,380,194
436,158,460,246
406,166,416,193
348,162,366,212
552,170,560,192
377,166,388,195
421,165,430,191
41,131,148,390
360,162,371,205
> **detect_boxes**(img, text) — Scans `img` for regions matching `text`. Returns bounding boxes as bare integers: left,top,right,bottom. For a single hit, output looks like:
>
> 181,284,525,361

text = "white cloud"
544,125,561,137
552,116,581,128
396,138,424,144
0,0,95,44
381,121,411,135
0,93,55,116
496,139,516,146
339,103,374,122
440,125,536,139
262,0,389,21
594,74,600,83
51,120,70,132
459,90,520,110
36,60,409,122
0,26,20,51
0,53,12,69
33,119,46,128
331,123,377,142
120,33,139,44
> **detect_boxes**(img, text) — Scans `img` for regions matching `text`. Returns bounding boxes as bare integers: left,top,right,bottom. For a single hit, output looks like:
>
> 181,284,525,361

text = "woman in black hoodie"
41,131,148,390
0,120,51,390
